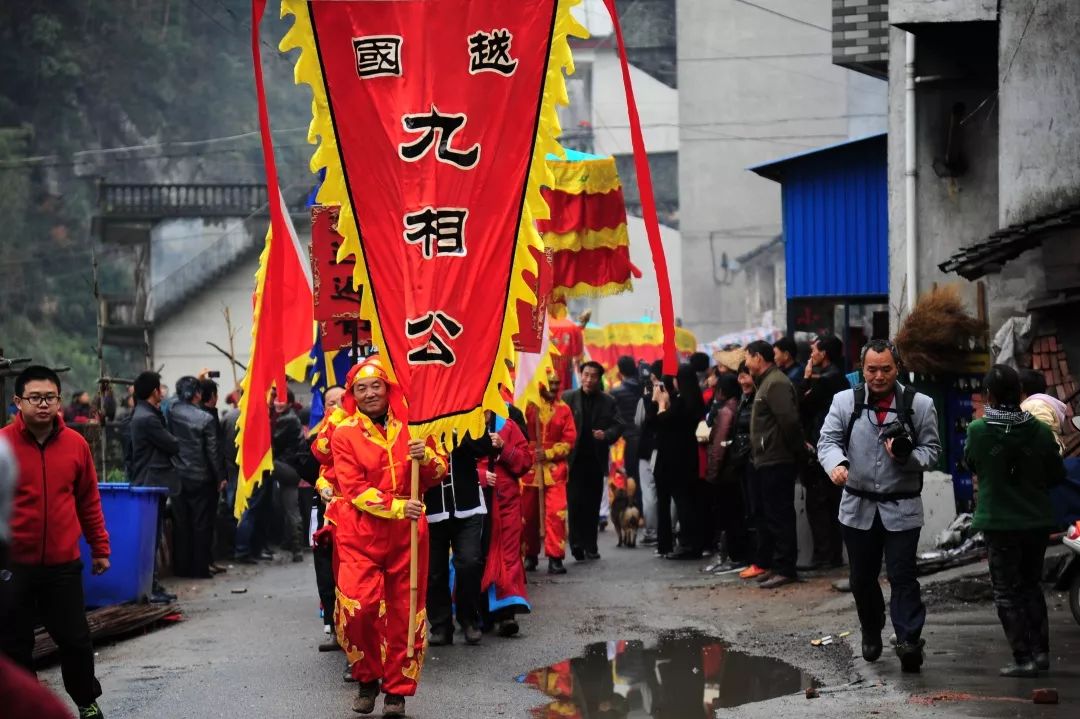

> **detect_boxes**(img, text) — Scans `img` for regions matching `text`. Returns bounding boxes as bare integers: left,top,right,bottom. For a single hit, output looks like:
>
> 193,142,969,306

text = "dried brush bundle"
895,285,985,374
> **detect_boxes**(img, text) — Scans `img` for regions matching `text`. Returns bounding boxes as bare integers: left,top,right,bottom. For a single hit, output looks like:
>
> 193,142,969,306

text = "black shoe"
353,680,378,713
895,639,925,673
524,556,538,572
496,619,520,638
428,628,453,646
256,550,275,561
343,668,357,683
571,549,585,561
383,693,406,718
463,624,482,645
78,702,104,719
233,554,258,565
641,535,658,546
1000,660,1038,678
318,639,342,652
1034,652,1050,671
666,549,702,561
292,551,304,563
758,574,798,589
861,630,883,662
149,590,176,604
598,520,608,532
548,558,567,575
585,550,601,560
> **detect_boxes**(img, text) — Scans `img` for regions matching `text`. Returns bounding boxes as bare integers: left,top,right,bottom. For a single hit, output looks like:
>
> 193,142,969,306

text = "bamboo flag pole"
223,306,240,392
407,457,420,658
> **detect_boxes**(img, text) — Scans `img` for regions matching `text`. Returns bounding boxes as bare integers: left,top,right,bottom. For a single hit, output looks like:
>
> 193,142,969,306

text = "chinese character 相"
353,35,402,78
403,207,468,259
468,28,518,76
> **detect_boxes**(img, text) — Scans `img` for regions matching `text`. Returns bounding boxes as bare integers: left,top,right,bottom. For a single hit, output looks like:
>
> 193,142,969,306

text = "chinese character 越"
468,28,518,76
403,207,468,259
406,312,463,366
353,35,402,78
398,105,480,169
330,274,363,304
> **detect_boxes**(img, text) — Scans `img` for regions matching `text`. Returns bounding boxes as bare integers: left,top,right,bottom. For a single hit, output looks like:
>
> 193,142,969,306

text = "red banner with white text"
280,0,586,444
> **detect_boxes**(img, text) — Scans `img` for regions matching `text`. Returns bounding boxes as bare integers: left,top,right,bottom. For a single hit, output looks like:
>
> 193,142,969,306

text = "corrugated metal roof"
747,133,887,183
749,135,888,299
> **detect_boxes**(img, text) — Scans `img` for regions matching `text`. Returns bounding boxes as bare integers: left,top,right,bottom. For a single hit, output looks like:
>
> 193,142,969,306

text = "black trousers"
0,561,102,707
673,479,702,553
656,477,675,555
716,475,750,563
843,511,925,643
172,482,218,578
805,463,844,565
743,464,768,568
567,461,605,555
427,514,484,633
757,463,798,577
985,529,1050,662
312,501,336,628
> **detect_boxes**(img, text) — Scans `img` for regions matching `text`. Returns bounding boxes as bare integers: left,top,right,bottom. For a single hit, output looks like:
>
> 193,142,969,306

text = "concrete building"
678,0,887,343
874,0,1080,369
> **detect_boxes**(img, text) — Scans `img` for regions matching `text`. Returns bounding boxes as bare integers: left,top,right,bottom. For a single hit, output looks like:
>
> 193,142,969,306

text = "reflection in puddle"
518,631,816,718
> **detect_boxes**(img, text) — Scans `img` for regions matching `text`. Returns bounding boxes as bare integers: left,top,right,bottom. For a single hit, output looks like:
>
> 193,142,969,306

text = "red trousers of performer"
521,481,567,560
335,512,429,696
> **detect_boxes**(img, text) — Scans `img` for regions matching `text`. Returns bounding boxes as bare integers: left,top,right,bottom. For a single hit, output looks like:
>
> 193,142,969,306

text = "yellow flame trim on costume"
543,224,629,252
280,0,588,450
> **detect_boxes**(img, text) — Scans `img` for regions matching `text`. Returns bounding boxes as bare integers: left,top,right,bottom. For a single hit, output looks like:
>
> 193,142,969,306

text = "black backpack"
842,382,918,453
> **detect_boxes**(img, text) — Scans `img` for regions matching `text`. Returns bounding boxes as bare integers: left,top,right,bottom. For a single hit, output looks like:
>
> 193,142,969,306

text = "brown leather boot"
352,681,379,714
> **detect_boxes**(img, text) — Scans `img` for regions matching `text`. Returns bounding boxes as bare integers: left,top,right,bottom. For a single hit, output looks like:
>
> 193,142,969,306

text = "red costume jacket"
521,400,576,488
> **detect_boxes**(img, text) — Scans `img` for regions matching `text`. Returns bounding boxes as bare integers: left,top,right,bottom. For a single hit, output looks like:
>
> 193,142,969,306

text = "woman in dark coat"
651,364,707,559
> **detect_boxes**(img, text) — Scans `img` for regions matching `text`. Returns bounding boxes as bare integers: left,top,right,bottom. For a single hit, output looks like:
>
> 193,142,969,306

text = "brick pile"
1031,334,1078,401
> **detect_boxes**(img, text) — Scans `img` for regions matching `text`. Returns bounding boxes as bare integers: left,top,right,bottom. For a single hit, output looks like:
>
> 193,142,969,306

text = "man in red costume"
328,357,447,717
479,407,533,637
521,374,577,575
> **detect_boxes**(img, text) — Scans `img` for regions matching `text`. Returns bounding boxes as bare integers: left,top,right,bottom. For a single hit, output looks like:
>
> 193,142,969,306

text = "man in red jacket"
0,365,110,719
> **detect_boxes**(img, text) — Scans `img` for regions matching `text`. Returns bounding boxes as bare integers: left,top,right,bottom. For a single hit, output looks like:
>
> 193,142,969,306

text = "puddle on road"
517,631,817,718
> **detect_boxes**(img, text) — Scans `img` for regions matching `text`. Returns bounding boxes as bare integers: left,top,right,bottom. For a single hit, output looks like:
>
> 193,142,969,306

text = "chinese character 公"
405,312,463,366
353,35,402,78
468,28,518,76
403,207,468,259
398,105,480,169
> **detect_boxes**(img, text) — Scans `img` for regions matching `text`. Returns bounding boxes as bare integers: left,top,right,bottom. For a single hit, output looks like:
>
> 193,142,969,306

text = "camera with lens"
880,422,914,461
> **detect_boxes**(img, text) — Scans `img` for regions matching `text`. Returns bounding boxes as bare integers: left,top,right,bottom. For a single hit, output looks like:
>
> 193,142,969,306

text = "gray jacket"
169,401,224,488
128,400,181,496
817,383,941,531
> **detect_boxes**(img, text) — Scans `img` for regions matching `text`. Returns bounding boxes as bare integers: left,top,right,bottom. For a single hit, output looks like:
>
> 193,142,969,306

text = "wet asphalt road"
39,528,1080,718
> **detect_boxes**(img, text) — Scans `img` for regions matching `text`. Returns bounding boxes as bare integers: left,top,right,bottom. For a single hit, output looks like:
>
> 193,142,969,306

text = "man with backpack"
817,339,940,674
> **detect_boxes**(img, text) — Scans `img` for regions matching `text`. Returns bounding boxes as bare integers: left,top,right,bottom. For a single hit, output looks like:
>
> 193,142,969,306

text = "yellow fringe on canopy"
280,0,588,448
584,322,699,355
542,224,629,252
548,155,621,194
233,228,275,520
552,279,634,301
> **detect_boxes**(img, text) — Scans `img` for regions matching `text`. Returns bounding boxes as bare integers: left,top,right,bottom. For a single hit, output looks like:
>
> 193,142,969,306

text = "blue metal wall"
782,139,888,298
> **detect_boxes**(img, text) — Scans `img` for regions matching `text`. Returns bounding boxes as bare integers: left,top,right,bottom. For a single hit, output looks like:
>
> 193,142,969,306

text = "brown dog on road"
611,477,641,548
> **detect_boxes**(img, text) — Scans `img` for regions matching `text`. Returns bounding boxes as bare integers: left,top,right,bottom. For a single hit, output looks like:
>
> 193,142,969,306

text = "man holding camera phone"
817,340,940,673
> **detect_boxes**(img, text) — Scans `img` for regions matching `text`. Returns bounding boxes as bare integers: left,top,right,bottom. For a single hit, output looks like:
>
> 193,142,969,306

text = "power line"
0,141,312,172
730,0,831,33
